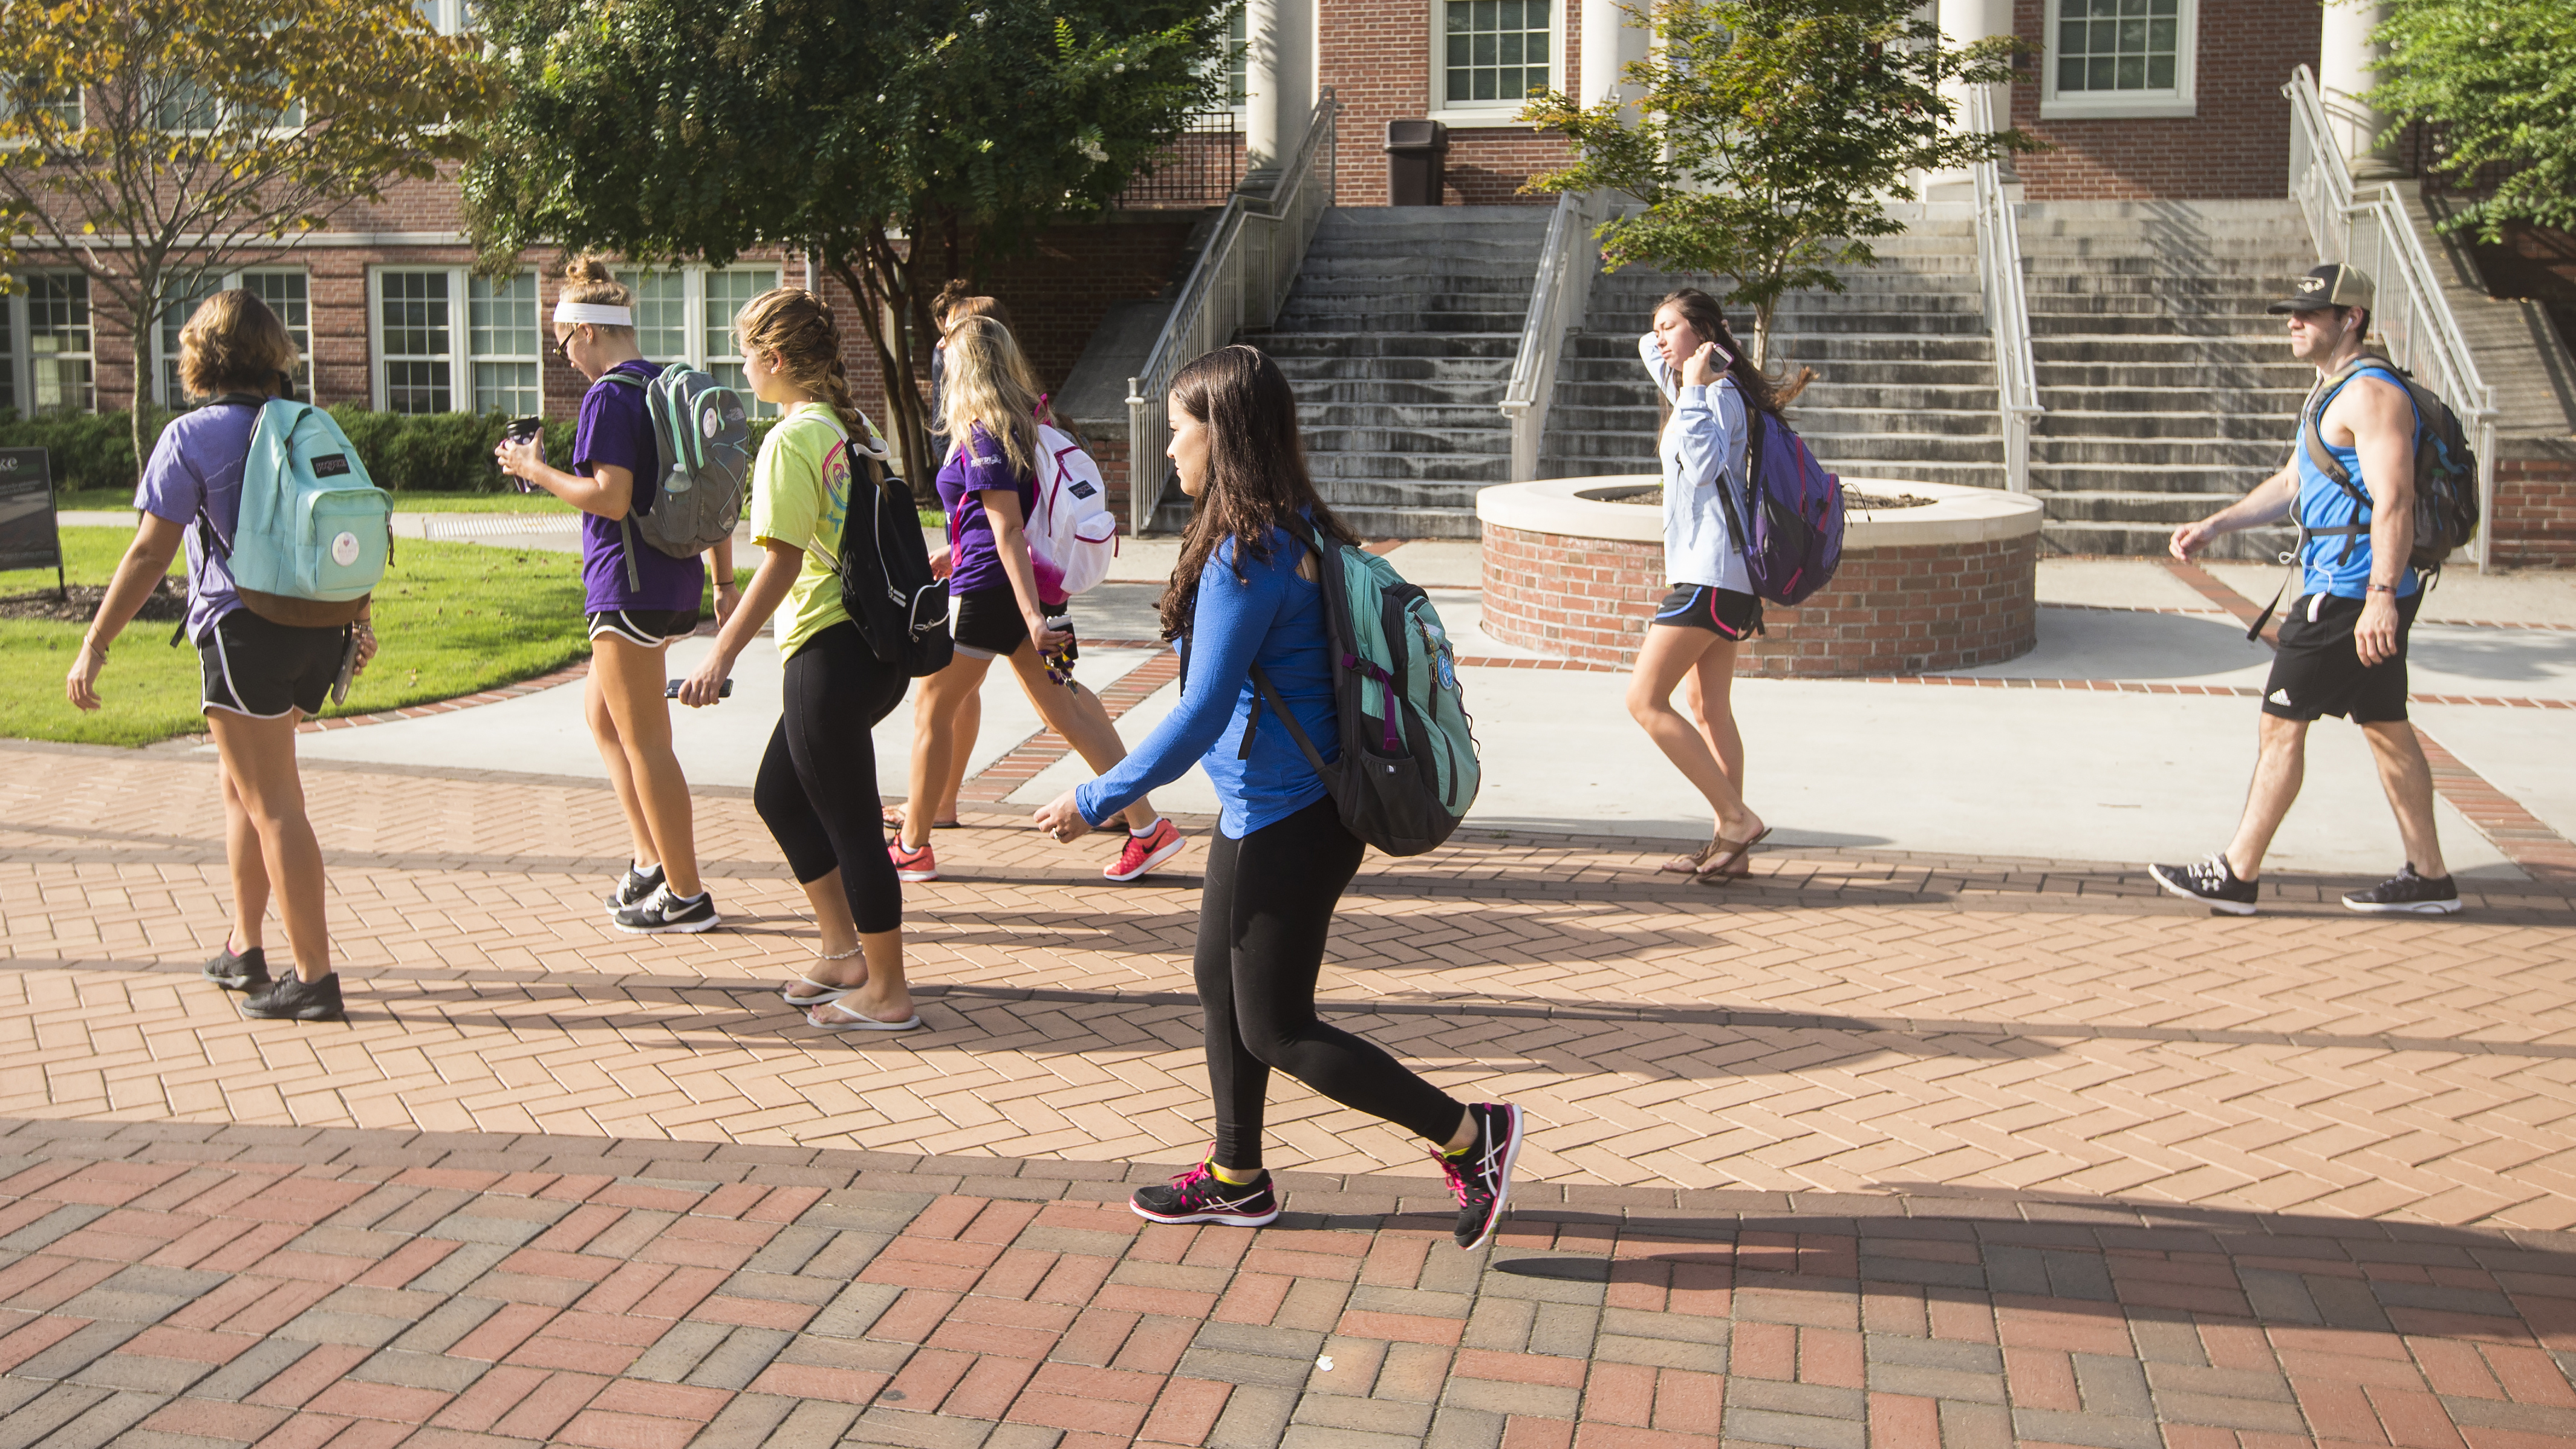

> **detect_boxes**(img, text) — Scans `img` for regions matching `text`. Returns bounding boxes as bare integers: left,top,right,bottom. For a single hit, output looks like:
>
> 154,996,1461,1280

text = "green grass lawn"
1,527,614,747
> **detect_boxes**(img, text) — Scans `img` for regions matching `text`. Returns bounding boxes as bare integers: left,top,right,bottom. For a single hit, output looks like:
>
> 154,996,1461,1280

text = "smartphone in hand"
666,679,733,699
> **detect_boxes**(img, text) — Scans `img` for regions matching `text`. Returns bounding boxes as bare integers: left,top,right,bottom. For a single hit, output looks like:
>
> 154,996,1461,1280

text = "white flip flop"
808,1001,923,1033
781,975,853,1007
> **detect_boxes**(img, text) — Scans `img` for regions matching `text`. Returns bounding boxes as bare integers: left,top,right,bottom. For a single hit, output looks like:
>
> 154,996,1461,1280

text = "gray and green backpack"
1244,516,1481,856
599,364,751,588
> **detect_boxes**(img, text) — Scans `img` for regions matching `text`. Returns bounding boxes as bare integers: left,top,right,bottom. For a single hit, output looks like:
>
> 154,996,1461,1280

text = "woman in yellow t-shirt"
676,288,919,1032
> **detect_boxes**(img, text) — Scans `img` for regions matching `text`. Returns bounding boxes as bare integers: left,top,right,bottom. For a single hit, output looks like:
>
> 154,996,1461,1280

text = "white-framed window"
2,274,96,416
369,267,540,415
4,77,82,134
154,77,220,132
615,264,784,419
155,269,312,406
413,0,475,35
2041,0,2196,120
1433,0,1556,123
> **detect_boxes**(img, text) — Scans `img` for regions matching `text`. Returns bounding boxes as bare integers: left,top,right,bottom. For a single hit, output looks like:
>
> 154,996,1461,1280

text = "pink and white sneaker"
1104,818,1185,882
889,840,938,883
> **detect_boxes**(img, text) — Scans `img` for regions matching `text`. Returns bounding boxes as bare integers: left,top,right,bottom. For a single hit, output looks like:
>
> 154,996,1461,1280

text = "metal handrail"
1498,189,1598,483
1965,86,2041,494
1124,90,1340,533
2285,65,2500,567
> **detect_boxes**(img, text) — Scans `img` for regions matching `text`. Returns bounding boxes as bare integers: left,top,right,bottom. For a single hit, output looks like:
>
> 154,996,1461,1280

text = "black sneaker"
2343,864,2463,916
613,886,719,934
1438,1102,1523,1251
1130,1160,1280,1227
240,972,344,1022
605,861,665,915
2148,855,2260,916
202,941,269,991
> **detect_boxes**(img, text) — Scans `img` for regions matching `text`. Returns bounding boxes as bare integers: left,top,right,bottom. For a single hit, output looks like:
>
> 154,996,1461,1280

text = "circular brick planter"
1475,477,2045,676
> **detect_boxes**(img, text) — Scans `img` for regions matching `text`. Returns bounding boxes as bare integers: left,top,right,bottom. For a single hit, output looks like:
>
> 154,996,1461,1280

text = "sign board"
0,449,62,578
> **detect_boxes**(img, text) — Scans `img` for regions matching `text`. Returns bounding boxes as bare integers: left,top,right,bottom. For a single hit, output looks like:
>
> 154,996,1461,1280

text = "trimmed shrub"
8,403,789,495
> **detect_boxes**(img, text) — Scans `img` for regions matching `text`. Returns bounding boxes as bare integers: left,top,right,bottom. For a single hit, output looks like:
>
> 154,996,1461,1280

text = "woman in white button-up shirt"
1625,287,1807,884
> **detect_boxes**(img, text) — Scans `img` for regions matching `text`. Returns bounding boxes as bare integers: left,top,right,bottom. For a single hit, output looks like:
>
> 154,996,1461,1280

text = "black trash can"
1385,119,1448,206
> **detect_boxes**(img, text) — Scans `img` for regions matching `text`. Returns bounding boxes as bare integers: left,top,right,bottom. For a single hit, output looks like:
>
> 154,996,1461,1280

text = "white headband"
553,302,633,327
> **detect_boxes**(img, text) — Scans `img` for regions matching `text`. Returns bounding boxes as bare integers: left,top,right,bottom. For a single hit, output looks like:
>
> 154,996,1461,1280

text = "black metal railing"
1115,111,1243,209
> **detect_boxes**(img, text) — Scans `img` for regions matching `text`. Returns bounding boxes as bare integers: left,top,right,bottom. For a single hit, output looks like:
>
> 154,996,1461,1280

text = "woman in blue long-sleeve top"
1032,345,1524,1252
1628,287,1807,884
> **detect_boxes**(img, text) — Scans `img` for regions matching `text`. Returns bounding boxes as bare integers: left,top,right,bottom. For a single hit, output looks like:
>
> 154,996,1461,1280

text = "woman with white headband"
496,253,736,934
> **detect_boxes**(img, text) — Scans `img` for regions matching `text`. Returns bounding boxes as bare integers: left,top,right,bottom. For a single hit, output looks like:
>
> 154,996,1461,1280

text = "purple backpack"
1719,409,1846,605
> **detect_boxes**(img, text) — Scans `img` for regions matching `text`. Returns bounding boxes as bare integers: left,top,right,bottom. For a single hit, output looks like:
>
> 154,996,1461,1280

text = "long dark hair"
1155,344,1360,641
1655,287,1813,413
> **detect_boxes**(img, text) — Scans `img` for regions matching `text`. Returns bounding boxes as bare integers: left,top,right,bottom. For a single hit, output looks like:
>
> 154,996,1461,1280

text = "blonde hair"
939,316,1042,475
559,252,637,340
179,290,299,398
734,287,865,435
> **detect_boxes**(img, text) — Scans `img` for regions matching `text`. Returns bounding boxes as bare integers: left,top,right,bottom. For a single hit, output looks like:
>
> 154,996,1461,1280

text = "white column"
1921,0,1999,199
1580,0,1627,109
1244,0,1287,177
2320,0,2396,180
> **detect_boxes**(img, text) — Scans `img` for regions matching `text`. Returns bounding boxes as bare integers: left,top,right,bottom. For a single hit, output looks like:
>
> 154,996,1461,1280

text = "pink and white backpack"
1027,423,1119,602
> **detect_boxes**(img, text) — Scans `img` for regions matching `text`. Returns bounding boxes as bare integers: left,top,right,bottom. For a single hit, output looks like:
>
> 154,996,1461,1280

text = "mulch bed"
0,580,186,624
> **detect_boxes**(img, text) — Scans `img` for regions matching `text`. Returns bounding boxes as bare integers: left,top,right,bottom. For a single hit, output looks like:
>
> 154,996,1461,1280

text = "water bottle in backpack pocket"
197,399,391,631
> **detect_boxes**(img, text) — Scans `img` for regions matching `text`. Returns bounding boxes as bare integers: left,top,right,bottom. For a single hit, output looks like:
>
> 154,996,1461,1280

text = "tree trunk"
1749,301,1773,374
831,240,931,489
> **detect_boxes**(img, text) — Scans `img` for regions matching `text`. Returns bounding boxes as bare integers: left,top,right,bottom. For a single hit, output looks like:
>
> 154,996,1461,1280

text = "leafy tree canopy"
1523,0,2034,366
2369,0,2576,240
0,0,498,460
464,0,1226,483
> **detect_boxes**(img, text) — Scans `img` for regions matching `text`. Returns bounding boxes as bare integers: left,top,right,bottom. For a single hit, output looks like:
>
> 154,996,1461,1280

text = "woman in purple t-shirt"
67,291,369,1022
890,318,1183,887
495,255,737,935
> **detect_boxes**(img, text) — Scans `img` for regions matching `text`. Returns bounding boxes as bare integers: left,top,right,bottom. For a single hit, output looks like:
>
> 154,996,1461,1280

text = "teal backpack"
179,394,391,637
1244,516,1481,856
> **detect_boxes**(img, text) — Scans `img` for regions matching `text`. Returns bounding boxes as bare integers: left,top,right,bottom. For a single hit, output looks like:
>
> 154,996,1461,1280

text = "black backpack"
2295,355,2480,576
821,438,952,676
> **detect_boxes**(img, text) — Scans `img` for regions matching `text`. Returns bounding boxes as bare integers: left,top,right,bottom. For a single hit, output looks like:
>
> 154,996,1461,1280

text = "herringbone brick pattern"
5,739,2575,1239
5,1125,2576,1448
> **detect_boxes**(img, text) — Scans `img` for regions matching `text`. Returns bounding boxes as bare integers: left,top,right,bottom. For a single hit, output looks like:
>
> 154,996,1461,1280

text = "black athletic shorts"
951,585,1073,662
198,609,348,719
2262,590,2422,724
587,608,701,648
1653,583,1764,641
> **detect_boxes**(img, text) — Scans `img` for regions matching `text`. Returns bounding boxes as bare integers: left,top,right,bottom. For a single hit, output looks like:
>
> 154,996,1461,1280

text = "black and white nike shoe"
612,885,719,934
2149,855,2260,916
1439,1102,1524,1250
605,862,665,915
1130,1160,1280,1227
2343,864,2463,916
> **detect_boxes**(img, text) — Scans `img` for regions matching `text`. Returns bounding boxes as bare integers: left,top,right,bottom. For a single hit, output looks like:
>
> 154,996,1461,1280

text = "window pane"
1445,0,1549,108
381,272,449,359
386,360,449,415
473,361,538,417
242,271,312,392
155,77,218,130
0,303,12,417
702,270,781,418
617,269,689,364
26,275,94,414
160,278,224,405
469,273,537,362
2057,0,2181,94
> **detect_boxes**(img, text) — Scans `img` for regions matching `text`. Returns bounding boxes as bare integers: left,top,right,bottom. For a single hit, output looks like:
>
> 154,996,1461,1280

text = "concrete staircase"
2021,200,2315,558
1155,206,1550,538
1539,206,2006,491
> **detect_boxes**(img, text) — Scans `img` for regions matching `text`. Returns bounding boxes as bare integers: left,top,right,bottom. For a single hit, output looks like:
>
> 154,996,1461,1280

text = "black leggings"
753,622,911,936
1198,795,1465,1170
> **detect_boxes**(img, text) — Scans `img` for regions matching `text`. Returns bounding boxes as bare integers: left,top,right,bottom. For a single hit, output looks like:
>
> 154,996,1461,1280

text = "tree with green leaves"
0,0,497,468
2368,0,2575,241
464,0,1226,486
1521,0,2034,368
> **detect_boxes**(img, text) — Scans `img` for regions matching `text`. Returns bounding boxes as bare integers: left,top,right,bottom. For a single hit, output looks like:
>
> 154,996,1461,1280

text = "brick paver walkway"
7,736,2576,1445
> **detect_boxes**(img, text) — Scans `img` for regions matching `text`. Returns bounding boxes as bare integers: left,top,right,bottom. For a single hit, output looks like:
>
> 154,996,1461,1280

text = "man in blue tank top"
2150,263,2460,917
